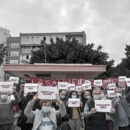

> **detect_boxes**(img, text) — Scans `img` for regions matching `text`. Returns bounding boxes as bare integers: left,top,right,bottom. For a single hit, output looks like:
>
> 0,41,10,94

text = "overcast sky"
0,0,130,65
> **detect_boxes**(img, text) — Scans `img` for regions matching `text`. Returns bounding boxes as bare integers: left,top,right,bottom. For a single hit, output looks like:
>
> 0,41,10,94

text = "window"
11,43,19,48
10,51,19,56
10,60,18,64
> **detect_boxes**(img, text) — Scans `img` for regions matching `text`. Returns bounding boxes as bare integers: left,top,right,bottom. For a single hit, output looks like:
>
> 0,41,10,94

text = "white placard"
125,78,130,87
82,83,92,90
58,82,68,90
84,80,91,84
94,80,103,87
107,90,115,98
38,86,59,100
0,82,13,93
76,86,82,91
9,77,19,84
68,98,80,107
95,100,112,112
108,83,116,90
24,83,39,95
118,76,126,82
68,84,76,91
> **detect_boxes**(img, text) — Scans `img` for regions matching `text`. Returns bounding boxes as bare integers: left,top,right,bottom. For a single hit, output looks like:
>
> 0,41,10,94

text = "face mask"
85,96,91,100
42,106,50,113
100,94,104,99
121,88,126,91
72,95,77,98
1,95,8,101
60,95,66,100
116,93,122,98
93,95,100,100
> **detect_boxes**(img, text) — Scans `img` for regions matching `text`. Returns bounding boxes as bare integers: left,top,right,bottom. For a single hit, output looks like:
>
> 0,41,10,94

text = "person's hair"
40,99,52,107
68,91,79,98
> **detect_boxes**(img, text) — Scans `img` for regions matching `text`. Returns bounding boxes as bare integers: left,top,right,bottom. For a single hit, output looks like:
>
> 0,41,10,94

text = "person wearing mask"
84,88,115,130
24,94,66,130
82,90,92,130
67,91,83,130
0,86,20,130
112,87,130,130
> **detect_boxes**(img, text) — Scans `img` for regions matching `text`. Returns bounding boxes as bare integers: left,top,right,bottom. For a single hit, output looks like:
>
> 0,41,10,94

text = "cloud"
0,0,130,65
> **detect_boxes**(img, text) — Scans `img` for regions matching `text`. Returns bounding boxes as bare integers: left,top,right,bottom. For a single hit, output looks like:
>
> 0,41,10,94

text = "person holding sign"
0,86,20,130
83,89,115,130
24,94,66,130
67,91,83,130
112,87,130,130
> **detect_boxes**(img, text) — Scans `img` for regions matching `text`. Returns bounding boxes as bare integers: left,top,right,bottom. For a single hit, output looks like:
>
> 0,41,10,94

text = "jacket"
24,101,66,130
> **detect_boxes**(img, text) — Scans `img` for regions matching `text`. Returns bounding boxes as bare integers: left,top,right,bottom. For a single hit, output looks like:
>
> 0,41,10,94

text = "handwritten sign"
9,77,19,84
108,83,116,90
118,76,126,82
76,86,82,91
125,78,130,87
38,86,59,99
84,80,91,84
68,98,80,107
95,100,112,112
94,80,103,87
0,82,13,93
107,90,115,98
24,83,39,95
68,84,76,91
82,83,92,90
58,82,68,90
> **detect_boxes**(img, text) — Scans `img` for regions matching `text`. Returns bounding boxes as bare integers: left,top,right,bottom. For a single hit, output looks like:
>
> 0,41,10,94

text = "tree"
114,44,130,77
0,44,5,65
30,38,114,77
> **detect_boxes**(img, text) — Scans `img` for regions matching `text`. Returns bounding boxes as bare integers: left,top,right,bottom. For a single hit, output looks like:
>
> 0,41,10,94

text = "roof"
20,31,86,37
3,64,106,78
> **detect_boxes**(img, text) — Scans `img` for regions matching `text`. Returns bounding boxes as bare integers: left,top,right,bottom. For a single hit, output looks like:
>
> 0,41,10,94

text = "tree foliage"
30,38,114,77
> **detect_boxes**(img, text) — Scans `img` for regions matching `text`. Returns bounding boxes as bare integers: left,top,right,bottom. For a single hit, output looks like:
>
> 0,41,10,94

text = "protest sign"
108,83,116,90
68,98,80,107
58,82,68,90
118,76,126,82
76,86,82,91
24,83,39,95
107,90,115,98
38,86,59,100
84,80,91,84
9,77,19,84
68,84,76,91
82,83,92,90
0,82,13,93
125,78,130,87
94,80,103,87
95,100,112,112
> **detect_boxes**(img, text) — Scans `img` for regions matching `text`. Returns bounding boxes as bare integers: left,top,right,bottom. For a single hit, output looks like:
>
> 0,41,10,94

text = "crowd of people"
0,80,130,130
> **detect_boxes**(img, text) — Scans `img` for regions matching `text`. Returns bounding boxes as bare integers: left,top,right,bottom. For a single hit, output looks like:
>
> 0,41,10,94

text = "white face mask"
93,95,100,100
85,96,91,99
0,94,8,101
121,88,126,91
72,95,77,98
42,106,51,113
116,93,122,98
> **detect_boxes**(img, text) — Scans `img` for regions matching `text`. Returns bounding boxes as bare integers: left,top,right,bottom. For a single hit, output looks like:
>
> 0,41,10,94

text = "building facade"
6,31,86,64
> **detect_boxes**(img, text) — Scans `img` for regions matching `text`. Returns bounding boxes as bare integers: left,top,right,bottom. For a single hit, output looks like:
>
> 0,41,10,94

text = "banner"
82,83,92,90
107,90,115,98
68,84,75,91
24,83,39,95
108,83,116,90
95,100,112,112
38,86,59,100
68,98,80,107
125,78,130,87
94,80,103,87
9,77,19,84
58,82,68,90
0,82,13,93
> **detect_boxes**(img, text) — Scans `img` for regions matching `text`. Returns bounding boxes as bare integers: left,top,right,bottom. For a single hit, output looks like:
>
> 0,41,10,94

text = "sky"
0,0,130,66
